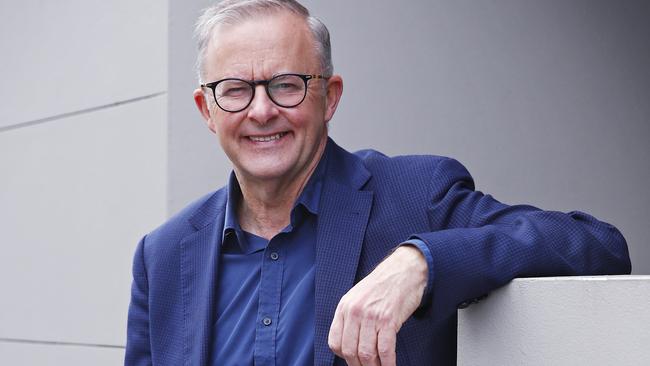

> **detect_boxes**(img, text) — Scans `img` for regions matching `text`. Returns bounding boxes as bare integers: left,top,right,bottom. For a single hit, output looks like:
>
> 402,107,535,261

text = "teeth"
249,132,285,142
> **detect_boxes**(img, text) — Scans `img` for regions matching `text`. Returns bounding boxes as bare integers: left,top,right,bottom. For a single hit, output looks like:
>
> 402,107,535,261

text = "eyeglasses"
201,73,328,113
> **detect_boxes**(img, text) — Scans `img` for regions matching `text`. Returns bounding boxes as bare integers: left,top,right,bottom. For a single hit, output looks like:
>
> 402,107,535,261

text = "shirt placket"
254,243,284,366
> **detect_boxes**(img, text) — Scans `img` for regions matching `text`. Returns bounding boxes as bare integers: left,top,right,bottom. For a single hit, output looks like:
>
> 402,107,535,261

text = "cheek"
288,102,327,130
212,113,239,139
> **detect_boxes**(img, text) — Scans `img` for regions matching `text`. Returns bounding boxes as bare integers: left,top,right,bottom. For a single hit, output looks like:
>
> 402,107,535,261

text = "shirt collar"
294,144,329,216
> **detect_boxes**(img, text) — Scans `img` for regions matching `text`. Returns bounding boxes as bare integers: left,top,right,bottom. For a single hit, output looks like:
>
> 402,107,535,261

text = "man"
125,1,631,365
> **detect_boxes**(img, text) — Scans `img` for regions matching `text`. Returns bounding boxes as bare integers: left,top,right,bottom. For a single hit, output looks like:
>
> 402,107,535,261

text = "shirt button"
262,317,272,326
270,252,279,261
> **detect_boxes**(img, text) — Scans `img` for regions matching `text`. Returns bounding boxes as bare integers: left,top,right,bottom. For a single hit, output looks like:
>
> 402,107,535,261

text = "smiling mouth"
248,132,287,142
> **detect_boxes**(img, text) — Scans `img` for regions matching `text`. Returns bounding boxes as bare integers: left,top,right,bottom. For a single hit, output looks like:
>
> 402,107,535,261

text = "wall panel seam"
0,91,167,134
0,337,125,350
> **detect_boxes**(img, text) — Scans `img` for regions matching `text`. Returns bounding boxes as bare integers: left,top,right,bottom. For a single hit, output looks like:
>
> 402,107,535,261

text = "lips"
247,132,288,142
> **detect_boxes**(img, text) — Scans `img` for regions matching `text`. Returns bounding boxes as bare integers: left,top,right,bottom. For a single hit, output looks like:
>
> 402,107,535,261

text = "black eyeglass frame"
201,73,328,113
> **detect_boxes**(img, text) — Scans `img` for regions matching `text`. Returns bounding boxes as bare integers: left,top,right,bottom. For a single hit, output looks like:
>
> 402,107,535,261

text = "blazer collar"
187,189,227,231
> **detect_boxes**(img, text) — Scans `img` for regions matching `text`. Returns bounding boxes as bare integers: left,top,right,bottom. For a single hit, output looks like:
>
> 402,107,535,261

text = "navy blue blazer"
125,138,631,366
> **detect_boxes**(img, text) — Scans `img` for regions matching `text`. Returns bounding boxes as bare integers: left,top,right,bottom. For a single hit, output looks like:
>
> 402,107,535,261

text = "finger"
357,316,380,366
328,304,345,357
377,327,397,366
340,306,362,366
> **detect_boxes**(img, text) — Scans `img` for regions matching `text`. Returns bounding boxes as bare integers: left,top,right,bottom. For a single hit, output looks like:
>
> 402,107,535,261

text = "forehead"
204,12,319,80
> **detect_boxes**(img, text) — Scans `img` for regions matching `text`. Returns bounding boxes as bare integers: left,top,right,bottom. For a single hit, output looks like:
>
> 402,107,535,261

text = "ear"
323,75,343,123
193,88,217,134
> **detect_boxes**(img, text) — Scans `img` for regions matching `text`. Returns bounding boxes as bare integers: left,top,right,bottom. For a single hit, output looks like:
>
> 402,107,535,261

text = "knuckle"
349,303,364,318
378,343,393,358
378,314,394,328
377,313,399,330
365,309,379,321
341,347,357,359
372,311,384,325
376,309,389,320
358,349,377,362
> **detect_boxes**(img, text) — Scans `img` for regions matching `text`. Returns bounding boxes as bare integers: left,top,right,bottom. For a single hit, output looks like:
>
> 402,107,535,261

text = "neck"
235,141,326,239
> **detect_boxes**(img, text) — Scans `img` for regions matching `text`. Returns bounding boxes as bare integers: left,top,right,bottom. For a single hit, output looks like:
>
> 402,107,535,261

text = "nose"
246,85,279,124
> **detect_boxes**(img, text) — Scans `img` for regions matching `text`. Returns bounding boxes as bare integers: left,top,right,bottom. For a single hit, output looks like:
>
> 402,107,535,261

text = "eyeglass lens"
214,74,307,112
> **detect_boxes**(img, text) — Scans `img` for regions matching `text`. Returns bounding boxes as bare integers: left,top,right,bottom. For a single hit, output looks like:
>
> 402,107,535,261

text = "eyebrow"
213,71,307,82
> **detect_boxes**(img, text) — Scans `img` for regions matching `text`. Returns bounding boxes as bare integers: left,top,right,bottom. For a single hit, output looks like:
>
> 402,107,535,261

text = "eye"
270,76,303,94
216,80,251,98
222,86,248,97
272,82,300,92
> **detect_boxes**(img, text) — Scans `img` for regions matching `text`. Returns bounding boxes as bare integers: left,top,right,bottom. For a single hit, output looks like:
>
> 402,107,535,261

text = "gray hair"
194,0,333,83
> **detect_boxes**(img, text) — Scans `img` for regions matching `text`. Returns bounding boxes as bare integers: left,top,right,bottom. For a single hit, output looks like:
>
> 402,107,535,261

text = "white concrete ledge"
457,276,650,366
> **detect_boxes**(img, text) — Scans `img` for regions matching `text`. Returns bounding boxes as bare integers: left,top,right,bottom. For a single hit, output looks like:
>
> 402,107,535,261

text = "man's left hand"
327,245,429,366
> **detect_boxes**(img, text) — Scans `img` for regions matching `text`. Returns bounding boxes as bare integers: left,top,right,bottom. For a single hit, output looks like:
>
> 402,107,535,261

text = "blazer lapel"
180,191,226,366
314,141,374,365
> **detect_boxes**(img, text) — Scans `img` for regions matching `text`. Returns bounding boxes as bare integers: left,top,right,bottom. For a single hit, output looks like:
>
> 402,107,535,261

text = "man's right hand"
327,245,428,366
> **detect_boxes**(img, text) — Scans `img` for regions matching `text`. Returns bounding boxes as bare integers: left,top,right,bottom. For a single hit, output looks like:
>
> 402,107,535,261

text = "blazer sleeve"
411,157,631,320
125,237,153,366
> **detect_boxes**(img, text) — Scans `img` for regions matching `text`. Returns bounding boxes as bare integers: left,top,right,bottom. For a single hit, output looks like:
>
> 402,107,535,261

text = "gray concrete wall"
169,0,650,274
0,0,168,363
458,276,650,365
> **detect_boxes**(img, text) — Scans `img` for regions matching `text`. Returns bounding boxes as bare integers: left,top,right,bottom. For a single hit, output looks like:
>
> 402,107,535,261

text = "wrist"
393,245,428,289
397,239,435,309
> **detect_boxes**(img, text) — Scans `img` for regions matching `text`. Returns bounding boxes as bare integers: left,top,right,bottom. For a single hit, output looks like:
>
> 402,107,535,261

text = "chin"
240,161,295,181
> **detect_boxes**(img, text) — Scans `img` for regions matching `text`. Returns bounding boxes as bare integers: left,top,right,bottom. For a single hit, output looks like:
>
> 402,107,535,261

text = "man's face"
194,12,342,185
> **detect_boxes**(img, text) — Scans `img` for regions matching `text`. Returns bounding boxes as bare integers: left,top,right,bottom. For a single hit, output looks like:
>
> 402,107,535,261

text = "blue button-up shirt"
210,150,327,366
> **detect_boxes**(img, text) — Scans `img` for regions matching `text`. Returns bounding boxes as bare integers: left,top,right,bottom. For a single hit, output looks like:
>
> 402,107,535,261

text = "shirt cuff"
399,239,434,306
